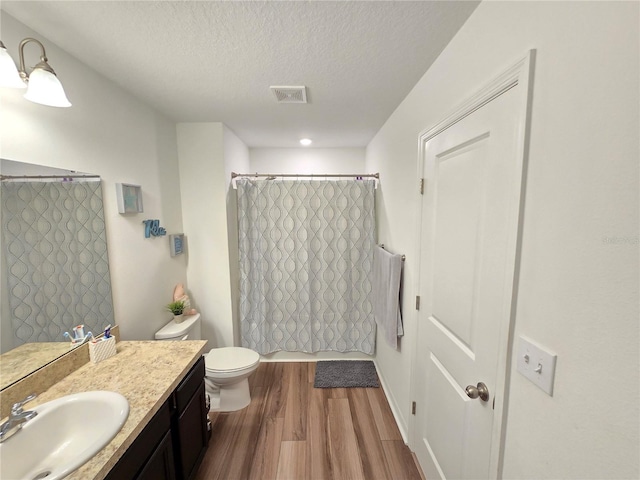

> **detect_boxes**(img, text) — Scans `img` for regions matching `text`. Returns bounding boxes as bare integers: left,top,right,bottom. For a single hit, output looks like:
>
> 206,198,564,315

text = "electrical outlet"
516,335,557,396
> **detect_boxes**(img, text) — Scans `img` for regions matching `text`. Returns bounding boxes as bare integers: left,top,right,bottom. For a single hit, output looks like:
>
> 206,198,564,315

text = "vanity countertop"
0,342,73,390
25,340,208,480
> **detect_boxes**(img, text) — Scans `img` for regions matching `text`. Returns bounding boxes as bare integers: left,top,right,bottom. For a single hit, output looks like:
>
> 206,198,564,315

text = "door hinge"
492,397,495,410
412,401,417,415
415,295,421,310
419,178,425,195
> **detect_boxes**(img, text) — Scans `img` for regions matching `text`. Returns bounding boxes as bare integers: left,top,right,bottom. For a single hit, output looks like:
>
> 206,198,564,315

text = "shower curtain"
1,181,114,345
237,178,376,354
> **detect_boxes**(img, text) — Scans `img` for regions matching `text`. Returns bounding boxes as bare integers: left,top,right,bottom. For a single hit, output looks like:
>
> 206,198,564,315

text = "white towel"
372,245,404,349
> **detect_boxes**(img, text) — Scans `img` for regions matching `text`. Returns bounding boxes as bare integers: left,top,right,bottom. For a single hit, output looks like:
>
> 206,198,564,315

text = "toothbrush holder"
89,336,117,364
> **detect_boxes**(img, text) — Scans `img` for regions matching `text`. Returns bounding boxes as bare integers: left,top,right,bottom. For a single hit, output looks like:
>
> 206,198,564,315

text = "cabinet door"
137,431,176,480
175,382,208,480
105,401,173,480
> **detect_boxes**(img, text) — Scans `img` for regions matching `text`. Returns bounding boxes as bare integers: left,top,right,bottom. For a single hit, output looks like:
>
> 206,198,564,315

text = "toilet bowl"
154,314,260,412
204,347,260,412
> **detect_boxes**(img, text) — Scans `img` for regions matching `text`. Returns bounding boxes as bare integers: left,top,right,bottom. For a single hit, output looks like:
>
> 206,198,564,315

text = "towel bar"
379,244,406,261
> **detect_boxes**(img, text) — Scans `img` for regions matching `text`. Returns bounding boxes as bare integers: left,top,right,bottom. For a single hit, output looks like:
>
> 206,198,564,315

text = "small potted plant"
167,300,186,323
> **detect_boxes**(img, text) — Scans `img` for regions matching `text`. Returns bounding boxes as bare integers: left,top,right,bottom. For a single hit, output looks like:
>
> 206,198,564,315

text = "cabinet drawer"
174,356,204,413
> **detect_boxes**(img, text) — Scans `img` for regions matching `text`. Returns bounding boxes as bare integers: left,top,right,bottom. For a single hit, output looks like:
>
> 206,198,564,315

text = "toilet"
154,313,260,412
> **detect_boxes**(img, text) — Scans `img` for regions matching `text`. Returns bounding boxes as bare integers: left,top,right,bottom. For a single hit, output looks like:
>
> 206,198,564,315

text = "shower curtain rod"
231,172,379,180
0,174,100,181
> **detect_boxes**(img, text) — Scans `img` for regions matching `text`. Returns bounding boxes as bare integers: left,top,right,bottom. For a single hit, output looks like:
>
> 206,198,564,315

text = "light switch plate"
516,335,557,396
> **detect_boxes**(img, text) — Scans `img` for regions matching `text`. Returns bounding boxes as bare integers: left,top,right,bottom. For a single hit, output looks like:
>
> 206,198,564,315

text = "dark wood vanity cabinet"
171,356,209,480
105,401,176,480
105,356,208,480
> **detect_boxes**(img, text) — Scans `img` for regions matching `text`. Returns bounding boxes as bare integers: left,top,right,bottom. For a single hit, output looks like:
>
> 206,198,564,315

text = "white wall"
224,126,250,346
250,147,365,174
177,123,231,347
0,13,187,342
367,1,639,478
176,124,249,348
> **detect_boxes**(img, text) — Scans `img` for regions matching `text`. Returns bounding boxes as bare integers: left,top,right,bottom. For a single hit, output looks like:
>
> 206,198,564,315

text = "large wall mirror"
0,159,115,390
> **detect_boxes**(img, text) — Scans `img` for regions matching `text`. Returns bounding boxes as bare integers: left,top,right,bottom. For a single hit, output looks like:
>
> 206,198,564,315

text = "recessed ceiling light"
300,138,312,146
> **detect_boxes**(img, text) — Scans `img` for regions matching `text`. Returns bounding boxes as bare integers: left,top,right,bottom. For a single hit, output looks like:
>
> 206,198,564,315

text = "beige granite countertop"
21,340,207,480
0,342,74,390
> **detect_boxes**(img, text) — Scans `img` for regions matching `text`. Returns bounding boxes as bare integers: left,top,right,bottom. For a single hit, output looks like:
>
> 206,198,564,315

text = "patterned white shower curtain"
237,178,376,354
1,182,114,345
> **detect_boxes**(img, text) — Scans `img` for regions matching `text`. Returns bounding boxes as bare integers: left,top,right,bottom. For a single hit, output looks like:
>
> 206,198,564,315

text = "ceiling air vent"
270,86,307,104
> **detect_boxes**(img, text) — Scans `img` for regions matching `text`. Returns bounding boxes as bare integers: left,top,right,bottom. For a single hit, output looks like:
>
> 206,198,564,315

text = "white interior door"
412,54,532,480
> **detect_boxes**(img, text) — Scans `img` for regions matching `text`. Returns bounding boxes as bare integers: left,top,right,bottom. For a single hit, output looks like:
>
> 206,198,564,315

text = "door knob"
465,382,490,402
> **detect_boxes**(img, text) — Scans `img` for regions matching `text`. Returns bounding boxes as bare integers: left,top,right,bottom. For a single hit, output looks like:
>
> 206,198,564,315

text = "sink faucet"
0,394,38,443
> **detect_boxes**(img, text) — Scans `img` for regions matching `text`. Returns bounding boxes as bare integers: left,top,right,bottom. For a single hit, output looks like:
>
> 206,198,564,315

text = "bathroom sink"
0,391,129,480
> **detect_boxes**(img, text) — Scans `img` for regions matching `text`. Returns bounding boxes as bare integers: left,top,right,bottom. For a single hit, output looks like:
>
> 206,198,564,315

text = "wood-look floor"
195,362,425,480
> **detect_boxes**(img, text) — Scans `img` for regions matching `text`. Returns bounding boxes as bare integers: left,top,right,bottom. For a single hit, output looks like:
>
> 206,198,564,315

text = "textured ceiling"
2,1,479,148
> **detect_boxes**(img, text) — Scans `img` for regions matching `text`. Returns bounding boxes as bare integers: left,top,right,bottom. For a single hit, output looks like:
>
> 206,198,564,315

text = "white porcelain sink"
0,391,129,480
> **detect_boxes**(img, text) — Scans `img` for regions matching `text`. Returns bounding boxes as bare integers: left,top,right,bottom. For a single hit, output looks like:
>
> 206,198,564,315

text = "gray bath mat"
314,360,379,388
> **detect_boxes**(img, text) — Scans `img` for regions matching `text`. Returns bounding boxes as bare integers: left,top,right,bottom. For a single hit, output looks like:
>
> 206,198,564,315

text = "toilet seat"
205,347,259,373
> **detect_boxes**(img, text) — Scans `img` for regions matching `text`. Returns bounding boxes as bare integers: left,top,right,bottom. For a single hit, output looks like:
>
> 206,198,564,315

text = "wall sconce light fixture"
0,38,71,107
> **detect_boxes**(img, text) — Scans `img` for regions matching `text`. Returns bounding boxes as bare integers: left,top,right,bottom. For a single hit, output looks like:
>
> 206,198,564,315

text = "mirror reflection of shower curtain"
237,178,376,354
1,182,114,345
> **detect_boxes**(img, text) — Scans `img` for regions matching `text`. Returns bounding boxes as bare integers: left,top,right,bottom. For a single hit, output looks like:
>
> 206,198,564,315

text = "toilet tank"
155,313,202,340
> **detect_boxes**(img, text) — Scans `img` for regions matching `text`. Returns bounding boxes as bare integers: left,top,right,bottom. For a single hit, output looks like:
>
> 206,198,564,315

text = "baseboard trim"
258,351,372,362
373,358,409,444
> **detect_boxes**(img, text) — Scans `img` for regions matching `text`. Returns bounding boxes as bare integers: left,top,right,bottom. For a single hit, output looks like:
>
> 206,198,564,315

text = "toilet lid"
205,347,260,372
154,313,201,340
